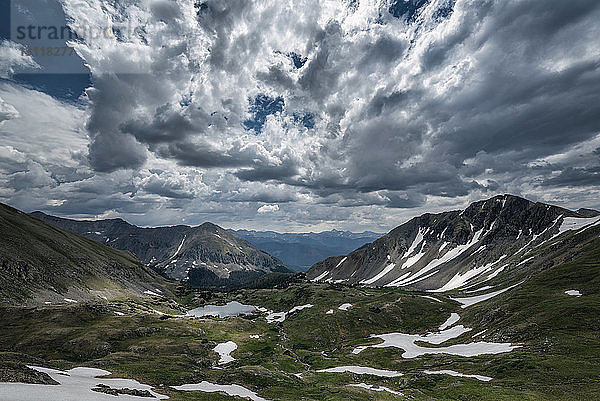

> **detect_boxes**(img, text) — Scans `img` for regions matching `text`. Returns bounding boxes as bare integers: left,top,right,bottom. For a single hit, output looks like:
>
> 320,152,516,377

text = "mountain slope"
29,212,290,287
231,229,382,272
0,203,171,304
307,194,599,291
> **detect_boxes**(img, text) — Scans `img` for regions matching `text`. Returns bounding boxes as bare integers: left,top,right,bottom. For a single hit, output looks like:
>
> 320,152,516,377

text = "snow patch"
439,313,460,330
312,271,329,281
316,366,403,377
214,341,237,365
348,383,403,396
335,257,347,268
432,255,507,293
565,290,582,297
451,282,521,308
423,370,493,382
361,263,396,285
420,295,442,303
388,227,485,287
173,382,267,401
0,366,167,400
338,303,353,311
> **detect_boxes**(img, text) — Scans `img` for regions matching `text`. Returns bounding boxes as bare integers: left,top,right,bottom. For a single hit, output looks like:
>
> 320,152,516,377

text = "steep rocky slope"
0,203,171,304
307,195,599,291
30,212,290,287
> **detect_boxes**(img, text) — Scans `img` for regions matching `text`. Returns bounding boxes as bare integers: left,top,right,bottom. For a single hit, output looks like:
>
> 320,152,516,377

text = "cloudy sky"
0,0,599,232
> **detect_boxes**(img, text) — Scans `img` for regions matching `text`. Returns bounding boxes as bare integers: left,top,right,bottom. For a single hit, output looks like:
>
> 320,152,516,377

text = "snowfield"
352,314,519,359
0,366,167,401
316,366,403,377
348,383,404,396
173,381,268,401
423,369,493,382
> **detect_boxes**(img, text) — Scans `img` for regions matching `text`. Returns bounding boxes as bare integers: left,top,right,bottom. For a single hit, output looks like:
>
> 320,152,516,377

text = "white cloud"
257,204,280,214
0,40,39,79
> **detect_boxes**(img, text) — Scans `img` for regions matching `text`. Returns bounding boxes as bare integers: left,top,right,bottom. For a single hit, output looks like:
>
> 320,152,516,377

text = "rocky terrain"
30,212,290,287
308,195,600,291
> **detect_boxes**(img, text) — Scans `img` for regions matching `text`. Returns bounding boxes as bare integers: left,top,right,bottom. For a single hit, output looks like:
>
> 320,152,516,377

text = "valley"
1,196,599,400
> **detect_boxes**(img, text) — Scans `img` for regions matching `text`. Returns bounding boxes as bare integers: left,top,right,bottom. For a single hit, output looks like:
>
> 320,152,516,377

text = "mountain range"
0,203,171,305
29,212,290,288
308,194,600,291
230,229,382,271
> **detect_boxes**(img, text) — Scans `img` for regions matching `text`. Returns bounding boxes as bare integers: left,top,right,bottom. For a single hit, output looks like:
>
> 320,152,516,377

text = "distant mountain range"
231,229,383,272
308,194,600,291
0,203,171,304
30,212,290,288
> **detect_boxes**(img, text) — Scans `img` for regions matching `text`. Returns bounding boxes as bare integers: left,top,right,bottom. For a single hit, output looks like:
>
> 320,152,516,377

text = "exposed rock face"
308,195,594,291
29,213,289,287
0,362,59,385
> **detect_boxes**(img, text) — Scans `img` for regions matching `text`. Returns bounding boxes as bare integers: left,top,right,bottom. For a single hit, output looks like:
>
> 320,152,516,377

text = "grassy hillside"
0,203,173,304
0,227,598,400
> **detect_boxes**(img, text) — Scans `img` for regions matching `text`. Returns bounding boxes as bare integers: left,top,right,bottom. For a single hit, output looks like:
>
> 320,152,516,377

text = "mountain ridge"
29,212,290,288
307,194,599,291
231,229,383,272
0,203,172,304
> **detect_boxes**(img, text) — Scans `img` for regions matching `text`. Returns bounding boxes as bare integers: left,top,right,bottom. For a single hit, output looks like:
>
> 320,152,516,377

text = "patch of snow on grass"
423,369,493,382
144,290,162,297
214,341,237,365
464,285,494,294
348,383,404,396
361,263,396,285
420,295,442,303
63,298,77,303
326,309,334,314
0,366,168,400
266,304,313,323
173,381,267,401
338,303,353,311
352,323,518,358
451,282,521,308
565,290,582,297
439,313,460,330
316,366,403,377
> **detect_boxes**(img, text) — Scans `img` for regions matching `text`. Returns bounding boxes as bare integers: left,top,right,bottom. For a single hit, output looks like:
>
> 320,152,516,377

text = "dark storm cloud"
1,0,599,230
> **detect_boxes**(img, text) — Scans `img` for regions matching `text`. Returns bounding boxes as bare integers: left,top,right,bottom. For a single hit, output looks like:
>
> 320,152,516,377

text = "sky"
0,0,599,233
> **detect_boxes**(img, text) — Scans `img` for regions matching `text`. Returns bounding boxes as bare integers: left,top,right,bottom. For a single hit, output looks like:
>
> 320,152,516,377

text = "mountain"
0,203,171,304
29,212,290,287
577,208,600,217
307,194,600,291
231,229,382,272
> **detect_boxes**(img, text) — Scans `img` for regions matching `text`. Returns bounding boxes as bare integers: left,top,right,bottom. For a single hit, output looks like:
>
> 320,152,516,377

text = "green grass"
1,235,599,400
